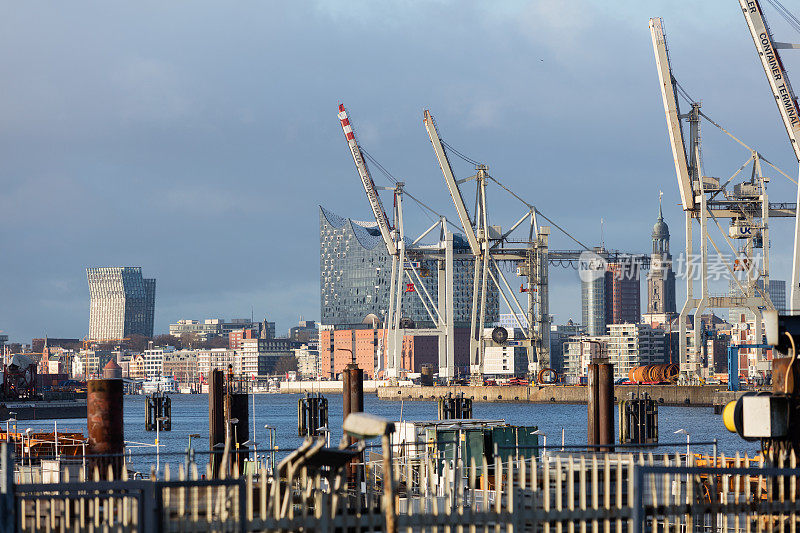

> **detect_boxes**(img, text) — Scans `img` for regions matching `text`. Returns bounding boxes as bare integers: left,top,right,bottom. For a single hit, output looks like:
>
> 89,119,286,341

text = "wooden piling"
208,369,225,476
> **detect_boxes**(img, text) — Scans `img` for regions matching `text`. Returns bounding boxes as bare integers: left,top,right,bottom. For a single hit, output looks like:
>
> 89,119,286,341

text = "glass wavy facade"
320,206,498,327
87,267,156,339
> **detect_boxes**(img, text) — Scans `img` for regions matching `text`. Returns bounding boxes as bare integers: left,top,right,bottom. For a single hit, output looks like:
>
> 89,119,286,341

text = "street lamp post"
674,429,690,457
318,425,330,448
186,433,201,472
24,428,33,474
264,424,276,473
156,416,169,474
5,412,16,444
221,418,239,477
336,347,354,364
243,440,258,474
532,429,547,459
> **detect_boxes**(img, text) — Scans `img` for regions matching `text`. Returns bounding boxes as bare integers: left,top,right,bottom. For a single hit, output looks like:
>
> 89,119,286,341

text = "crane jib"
756,32,800,131
349,144,389,225
743,0,800,140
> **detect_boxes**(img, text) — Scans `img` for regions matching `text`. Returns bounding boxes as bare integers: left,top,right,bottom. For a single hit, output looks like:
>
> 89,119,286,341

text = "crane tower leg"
792,166,800,312
679,211,693,374
445,230,455,378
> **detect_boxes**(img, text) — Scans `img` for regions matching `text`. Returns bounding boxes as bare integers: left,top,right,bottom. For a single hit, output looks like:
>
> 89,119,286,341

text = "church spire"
658,190,663,220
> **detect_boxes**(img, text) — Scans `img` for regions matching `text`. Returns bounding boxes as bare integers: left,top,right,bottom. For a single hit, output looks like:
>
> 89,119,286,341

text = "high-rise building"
581,269,607,336
762,279,786,313
87,267,156,339
606,262,641,325
647,202,676,315
320,206,498,327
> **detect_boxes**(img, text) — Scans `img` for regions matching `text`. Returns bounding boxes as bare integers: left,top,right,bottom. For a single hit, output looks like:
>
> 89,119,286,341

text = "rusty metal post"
598,362,615,452
349,364,364,415
208,369,225,477
343,366,352,424
87,379,124,479
587,363,599,449
343,363,364,483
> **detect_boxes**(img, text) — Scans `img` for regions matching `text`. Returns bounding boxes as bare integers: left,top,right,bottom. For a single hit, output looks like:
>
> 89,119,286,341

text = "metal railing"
2,442,799,532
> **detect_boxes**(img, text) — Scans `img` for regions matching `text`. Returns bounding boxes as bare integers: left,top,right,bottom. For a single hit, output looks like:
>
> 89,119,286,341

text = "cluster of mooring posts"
437,392,472,420
144,391,171,432
619,392,659,445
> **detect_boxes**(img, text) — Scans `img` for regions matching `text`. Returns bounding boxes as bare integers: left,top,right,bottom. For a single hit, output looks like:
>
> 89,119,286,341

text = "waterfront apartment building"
198,348,240,378
161,349,199,385
562,337,607,382
139,347,180,378
563,323,665,381
240,337,297,376
87,267,156,339
605,323,666,380
320,206,498,328
295,344,321,379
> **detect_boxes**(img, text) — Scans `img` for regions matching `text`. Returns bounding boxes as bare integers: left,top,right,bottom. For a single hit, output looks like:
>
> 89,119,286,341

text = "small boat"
141,377,179,394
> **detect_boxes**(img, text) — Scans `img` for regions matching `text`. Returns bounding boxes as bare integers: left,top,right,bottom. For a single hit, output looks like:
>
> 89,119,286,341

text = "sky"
2,0,800,343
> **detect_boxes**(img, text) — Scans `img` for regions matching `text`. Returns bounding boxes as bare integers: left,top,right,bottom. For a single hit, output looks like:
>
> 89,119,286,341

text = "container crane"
338,104,397,257
650,17,696,214
338,104,456,378
650,16,794,382
424,110,551,379
739,0,800,311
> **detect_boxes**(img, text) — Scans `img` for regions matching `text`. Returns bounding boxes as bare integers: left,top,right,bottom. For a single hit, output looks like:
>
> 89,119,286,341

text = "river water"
16,393,758,472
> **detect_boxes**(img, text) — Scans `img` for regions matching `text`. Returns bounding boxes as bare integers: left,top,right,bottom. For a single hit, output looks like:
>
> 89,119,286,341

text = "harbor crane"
338,104,456,378
339,105,652,382
424,110,552,379
650,16,797,381
739,0,800,311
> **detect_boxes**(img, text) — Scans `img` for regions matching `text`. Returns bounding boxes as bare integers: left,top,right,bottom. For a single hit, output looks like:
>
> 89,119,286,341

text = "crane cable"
487,175,592,251
441,140,482,167
361,147,463,233
369,121,591,252
764,0,800,35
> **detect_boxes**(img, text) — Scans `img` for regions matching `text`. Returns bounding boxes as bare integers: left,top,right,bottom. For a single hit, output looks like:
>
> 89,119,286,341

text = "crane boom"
739,1,800,312
338,103,397,256
740,0,800,162
423,110,481,256
649,18,695,211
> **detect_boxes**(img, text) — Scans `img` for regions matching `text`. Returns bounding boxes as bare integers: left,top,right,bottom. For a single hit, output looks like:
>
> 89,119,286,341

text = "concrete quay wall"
377,385,739,407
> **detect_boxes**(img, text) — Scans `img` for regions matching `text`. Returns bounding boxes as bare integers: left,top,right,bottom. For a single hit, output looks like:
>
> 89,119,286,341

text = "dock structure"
379,384,741,406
